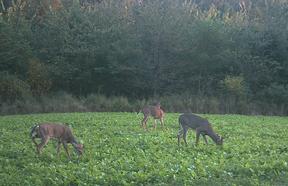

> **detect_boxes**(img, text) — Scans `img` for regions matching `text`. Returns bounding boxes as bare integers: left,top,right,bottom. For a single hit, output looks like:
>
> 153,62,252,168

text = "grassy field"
0,112,288,185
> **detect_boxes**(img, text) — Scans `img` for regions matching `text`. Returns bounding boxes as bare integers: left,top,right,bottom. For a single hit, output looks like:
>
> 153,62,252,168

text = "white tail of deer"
138,102,165,129
30,123,84,160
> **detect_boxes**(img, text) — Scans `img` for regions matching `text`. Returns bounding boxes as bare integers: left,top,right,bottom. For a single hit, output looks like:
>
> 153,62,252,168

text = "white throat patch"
31,125,39,137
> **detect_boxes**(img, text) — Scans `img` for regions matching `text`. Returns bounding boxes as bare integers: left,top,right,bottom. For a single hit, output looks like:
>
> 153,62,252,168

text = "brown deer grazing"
177,113,223,146
138,102,164,129
30,123,84,159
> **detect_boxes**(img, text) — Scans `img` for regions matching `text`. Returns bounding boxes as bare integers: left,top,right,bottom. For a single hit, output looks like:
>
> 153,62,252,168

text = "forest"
1,0,288,115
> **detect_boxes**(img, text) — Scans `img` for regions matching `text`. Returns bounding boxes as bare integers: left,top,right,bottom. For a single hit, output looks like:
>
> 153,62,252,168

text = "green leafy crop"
0,113,288,185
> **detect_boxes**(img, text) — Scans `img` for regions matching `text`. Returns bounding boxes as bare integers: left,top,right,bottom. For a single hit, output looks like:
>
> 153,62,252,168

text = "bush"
40,93,86,113
0,93,287,115
0,72,32,103
27,59,52,97
221,75,246,97
85,94,112,111
110,96,132,112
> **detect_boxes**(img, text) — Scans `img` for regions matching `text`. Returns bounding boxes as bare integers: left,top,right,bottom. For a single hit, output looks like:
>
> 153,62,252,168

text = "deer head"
215,134,223,145
73,143,84,155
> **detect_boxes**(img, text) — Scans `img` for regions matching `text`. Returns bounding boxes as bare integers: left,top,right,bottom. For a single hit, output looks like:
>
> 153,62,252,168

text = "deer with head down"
177,113,223,146
30,123,84,159
138,102,164,129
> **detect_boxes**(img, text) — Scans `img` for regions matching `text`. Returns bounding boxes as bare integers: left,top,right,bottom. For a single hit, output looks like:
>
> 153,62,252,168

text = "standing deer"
177,113,223,146
138,102,164,129
30,123,84,159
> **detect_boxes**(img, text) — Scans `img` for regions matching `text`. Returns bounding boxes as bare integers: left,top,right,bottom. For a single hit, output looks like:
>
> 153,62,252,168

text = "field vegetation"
1,112,288,185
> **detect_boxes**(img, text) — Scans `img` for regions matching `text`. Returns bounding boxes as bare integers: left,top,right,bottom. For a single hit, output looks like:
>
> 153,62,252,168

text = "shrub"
85,94,112,111
0,72,32,103
27,59,52,97
221,75,246,97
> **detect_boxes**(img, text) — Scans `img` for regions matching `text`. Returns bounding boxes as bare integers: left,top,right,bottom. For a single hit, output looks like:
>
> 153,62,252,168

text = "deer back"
179,113,210,130
37,123,75,142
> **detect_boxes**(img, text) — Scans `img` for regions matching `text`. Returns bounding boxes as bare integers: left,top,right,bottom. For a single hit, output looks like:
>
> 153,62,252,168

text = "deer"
30,123,84,160
138,102,164,130
177,113,223,146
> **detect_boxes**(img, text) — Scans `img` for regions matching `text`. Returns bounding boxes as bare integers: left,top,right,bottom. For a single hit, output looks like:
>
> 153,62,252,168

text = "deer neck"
71,139,83,155
71,138,79,146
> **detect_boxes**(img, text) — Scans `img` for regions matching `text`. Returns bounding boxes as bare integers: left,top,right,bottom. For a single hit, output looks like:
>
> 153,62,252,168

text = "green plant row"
0,112,288,185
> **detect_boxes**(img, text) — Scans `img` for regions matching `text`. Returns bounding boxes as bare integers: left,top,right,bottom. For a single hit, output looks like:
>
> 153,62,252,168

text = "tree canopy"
1,0,288,114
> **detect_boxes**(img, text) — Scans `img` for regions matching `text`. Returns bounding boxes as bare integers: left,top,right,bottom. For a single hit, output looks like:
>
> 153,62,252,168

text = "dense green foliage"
0,112,288,185
1,0,288,114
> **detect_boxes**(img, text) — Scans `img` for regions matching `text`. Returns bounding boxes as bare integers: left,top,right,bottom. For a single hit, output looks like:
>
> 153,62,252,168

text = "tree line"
1,0,288,115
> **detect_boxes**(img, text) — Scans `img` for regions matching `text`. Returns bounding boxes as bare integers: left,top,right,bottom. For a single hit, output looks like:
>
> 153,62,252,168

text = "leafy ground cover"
0,112,288,185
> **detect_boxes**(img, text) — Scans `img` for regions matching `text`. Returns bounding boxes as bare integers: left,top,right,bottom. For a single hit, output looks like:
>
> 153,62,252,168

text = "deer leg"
183,128,188,146
141,118,145,128
195,129,201,146
32,137,38,147
32,137,38,146
142,116,148,130
56,141,61,157
160,118,164,128
37,137,49,154
177,128,183,145
153,119,157,129
32,137,39,154
62,142,71,160
202,134,208,145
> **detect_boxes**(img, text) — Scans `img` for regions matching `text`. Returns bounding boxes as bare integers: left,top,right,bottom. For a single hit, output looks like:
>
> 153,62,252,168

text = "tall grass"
0,93,287,115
